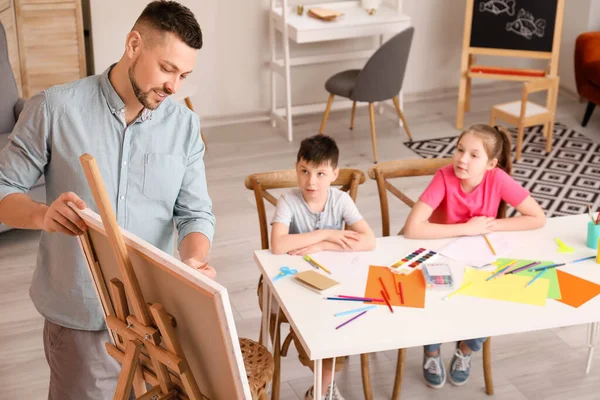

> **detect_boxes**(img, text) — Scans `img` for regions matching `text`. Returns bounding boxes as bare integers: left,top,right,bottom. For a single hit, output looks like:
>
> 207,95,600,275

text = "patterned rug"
404,123,600,218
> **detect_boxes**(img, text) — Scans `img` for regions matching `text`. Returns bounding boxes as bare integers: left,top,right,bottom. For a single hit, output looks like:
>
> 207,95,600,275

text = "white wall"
90,0,593,120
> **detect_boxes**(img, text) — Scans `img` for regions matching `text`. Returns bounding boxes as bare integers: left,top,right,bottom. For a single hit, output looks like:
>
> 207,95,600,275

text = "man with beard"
0,1,215,398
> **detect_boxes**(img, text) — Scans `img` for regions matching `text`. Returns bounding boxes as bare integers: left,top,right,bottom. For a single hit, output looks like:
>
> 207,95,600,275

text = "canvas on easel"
74,154,252,400
456,0,565,129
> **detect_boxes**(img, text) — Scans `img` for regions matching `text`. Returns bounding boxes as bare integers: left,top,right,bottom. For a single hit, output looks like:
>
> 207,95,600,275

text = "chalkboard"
470,0,558,52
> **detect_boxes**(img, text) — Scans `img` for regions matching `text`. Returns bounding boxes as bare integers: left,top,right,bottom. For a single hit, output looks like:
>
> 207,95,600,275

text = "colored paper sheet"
495,258,561,299
460,267,549,306
556,270,600,308
364,266,425,308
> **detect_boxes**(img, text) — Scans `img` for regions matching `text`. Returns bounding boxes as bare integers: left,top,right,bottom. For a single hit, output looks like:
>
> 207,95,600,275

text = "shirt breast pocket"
142,153,185,204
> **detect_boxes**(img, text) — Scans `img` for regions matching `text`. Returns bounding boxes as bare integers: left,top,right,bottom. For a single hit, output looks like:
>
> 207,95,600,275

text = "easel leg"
114,340,143,400
586,322,598,374
457,75,467,130
465,55,473,112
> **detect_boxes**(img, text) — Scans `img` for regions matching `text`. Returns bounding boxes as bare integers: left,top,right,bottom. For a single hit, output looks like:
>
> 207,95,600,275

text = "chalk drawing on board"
506,9,546,39
479,0,516,16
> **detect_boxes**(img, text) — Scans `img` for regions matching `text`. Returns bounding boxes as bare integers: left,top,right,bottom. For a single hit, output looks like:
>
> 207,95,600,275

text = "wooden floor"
2,87,600,399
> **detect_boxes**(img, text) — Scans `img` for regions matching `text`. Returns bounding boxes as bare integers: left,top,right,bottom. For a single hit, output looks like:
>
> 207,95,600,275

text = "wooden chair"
244,168,376,400
490,76,559,161
368,159,494,399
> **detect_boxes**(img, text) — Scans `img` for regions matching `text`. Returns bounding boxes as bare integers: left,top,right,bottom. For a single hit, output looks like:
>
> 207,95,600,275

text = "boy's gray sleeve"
341,192,363,226
271,195,293,226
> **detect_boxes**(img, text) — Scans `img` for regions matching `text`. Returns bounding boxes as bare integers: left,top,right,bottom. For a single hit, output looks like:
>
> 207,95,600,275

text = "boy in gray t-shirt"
270,134,375,400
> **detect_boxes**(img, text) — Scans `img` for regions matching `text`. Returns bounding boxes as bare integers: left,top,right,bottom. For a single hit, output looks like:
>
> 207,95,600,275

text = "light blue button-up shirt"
0,66,215,330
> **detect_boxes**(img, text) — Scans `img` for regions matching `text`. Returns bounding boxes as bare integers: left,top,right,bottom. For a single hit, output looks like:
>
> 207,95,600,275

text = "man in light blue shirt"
0,1,214,398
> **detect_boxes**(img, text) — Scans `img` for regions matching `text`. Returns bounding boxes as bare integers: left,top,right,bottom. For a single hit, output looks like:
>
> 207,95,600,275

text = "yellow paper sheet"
460,268,549,306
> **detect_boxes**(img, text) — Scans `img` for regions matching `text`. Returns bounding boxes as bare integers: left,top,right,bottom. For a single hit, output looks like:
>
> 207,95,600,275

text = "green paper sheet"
495,258,561,300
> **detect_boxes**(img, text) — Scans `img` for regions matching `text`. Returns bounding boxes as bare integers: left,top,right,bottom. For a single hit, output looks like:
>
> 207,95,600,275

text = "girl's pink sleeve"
419,171,446,210
497,169,529,207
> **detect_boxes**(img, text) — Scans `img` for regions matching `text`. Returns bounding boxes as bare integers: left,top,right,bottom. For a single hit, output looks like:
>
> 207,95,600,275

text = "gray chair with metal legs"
319,27,415,163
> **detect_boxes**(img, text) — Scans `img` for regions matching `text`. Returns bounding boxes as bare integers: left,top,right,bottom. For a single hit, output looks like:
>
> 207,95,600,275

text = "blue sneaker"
449,348,472,386
423,352,446,388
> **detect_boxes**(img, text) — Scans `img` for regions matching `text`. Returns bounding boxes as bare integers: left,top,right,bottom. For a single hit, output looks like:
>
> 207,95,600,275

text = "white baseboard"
200,81,578,129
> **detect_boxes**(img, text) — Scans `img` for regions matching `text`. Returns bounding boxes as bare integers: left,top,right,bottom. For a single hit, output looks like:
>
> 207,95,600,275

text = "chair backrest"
244,169,367,250
521,75,560,115
351,27,415,103
0,22,18,134
368,158,452,237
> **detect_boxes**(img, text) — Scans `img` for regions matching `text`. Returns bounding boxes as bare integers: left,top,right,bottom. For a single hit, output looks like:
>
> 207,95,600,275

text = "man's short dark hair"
136,1,202,49
297,134,339,168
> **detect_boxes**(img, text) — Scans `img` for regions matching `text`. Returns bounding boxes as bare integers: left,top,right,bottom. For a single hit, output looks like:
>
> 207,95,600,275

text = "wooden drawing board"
456,0,565,128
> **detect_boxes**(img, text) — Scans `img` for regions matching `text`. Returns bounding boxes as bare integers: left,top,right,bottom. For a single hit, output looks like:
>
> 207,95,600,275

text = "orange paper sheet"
364,266,426,308
556,270,600,308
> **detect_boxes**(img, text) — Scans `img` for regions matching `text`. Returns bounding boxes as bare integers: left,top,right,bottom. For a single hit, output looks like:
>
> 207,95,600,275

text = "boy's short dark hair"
136,1,203,49
297,134,339,168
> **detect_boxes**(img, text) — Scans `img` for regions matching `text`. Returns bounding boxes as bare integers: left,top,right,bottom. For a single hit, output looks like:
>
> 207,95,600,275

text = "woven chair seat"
240,338,274,399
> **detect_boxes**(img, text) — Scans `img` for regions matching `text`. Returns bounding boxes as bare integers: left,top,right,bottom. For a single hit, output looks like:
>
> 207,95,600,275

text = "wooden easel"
78,153,204,400
456,0,565,129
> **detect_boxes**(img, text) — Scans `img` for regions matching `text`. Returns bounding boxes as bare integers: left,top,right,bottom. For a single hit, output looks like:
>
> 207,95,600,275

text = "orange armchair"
575,32,600,126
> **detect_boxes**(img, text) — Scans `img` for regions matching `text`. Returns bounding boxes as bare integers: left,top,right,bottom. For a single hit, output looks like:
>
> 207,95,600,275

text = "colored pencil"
398,282,404,305
483,235,496,255
486,261,515,281
443,282,473,300
529,263,566,272
303,255,331,274
326,297,372,302
379,277,391,300
334,305,377,317
572,255,596,263
596,209,600,225
337,295,385,302
525,269,547,287
588,204,596,224
506,261,540,275
381,290,394,313
335,310,369,330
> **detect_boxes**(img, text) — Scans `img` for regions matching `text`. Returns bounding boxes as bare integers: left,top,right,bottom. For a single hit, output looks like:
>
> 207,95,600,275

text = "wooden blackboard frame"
456,0,565,129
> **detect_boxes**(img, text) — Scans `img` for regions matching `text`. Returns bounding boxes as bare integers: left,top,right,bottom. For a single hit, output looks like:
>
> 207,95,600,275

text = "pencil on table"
378,277,391,300
483,234,496,255
381,290,394,313
398,282,404,304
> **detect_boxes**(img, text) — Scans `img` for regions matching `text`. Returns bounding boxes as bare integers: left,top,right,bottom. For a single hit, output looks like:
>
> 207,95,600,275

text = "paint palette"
388,248,437,275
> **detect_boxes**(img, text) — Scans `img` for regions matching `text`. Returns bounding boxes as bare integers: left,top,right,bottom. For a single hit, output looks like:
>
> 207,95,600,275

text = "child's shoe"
304,381,345,400
449,348,472,386
423,351,446,388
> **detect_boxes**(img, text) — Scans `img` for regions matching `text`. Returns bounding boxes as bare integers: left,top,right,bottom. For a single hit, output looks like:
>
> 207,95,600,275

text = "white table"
254,214,600,397
268,0,412,141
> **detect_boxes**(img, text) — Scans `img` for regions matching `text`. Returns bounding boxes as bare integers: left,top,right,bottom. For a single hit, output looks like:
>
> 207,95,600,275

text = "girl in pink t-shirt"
404,124,545,389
